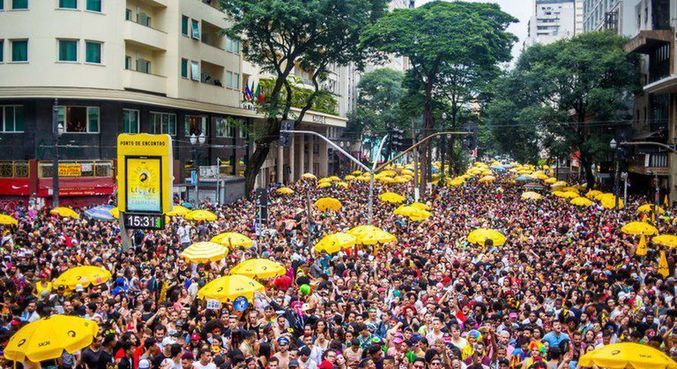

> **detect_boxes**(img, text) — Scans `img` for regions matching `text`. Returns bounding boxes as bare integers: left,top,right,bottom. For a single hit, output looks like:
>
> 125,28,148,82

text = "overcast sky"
416,0,532,63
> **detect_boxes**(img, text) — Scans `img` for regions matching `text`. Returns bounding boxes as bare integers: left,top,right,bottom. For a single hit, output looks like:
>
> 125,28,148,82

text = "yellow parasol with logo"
578,342,676,369
653,234,677,248
50,207,79,219
230,259,286,279
521,192,542,201
314,197,342,212
4,315,99,362
467,228,506,247
185,210,217,222
347,225,397,245
378,192,405,204
621,221,659,236
53,266,111,290
638,203,665,215
0,214,18,226
211,232,253,249
166,205,190,217
313,233,357,254
180,242,228,264
198,275,265,302
570,197,593,207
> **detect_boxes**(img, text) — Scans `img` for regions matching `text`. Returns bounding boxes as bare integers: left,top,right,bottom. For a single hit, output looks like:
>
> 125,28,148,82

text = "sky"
416,0,532,63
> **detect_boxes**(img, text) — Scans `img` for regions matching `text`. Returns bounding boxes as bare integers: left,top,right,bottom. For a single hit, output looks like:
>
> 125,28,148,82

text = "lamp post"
190,132,206,207
440,112,447,180
52,99,64,207
610,138,620,210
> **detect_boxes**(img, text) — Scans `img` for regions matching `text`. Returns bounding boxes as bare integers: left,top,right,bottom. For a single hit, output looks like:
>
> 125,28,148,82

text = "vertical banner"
117,134,173,214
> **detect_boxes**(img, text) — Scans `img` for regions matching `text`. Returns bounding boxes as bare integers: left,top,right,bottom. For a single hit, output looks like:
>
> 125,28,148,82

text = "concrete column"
288,136,295,183
297,134,305,177
319,139,328,177
308,135,314,175
277,143,283,184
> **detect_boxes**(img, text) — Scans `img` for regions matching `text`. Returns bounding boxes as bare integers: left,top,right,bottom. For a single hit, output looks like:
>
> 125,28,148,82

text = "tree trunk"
581,154,595,190
244,117,280,198
419,79,435,196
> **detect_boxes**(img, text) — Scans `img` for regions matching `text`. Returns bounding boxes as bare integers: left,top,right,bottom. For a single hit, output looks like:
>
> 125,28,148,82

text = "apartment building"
582,0,641,36
0,0,348,204
526,0,577,46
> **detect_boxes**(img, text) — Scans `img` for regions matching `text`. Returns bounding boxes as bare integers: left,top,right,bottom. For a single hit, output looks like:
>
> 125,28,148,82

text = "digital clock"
123,212,165,230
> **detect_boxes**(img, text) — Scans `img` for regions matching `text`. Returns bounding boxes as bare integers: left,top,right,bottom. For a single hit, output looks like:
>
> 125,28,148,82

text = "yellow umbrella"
302,173,317,180
410,202,431,211
638,203,666,215
318,177,332,184
521,191,542,201
109,207,120,219
560,191,579,199
0,214,18,226
401,169,414,176
317,182,331,189
198,275,265,302
601,196,624,209
378,192,405,204
314,197,342,212
585,190,603,199
345,175,356,181
578,342,676,369
230,258,285,279
329,176,341,182
653,234,677,248
276,187,294,195
336,181,349,188
621,221,659,236
570,197,593,207
313,233,357,254
4,315,99,362
53,266,111,290
352,170,363,176
449,177,466,187
394,205,432,222
166,205,190,217
378,170,397,177
550,181,567,188
180,242,228,263
211,232,253,249
50,207,79,219
560,186,579,193
185,209,217,222
347,225,397,245
544,177,557,184
478,175,496,184
467,228,507,247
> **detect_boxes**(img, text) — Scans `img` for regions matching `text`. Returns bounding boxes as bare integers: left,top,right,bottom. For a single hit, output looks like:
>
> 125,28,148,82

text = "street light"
610,138,620,210
441,112,447,179
52,99,64,207
191,132,206,207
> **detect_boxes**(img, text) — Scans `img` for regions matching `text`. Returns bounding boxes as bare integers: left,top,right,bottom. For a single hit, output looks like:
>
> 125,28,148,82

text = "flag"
255,83,265,104
665,194,670,207
243,81,253,102
658,250,670,278
636,234,648,257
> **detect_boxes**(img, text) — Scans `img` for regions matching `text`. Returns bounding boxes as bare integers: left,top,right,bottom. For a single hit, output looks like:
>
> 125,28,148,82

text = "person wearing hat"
273,336,291,369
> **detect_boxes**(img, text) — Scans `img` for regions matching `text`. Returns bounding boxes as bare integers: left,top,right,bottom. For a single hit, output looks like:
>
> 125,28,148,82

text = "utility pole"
52,99,63,207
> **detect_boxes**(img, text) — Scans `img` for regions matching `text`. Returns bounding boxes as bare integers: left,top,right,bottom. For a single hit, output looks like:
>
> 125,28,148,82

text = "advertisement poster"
126,157,162,212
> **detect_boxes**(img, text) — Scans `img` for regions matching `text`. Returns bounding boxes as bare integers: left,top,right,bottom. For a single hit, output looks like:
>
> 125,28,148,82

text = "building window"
12,0,27,9
11,40,27,62
85,41,101,63
234,73,240,90
123,109,139,133
0,0,3,10
225,71,232,89
232,39,239,54
239,124,247,138
58,39,78,62
137,12,150,27
0,40,3,62
150,112,176,135
59,0,77,9
181,15,189,36
125,55,131,70
191,19,200,39
125,8,131,20
216,118,234,138
181,58,188,78
0,106,24,132
86,0,100,12
137,58,150,74
185,115,206,137
57,106,99,133
190,61,199,81
225,37,232,52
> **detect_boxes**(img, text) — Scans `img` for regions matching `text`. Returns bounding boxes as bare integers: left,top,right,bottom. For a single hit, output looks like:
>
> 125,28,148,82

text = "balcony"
624,30,671,54
124,20,167,51
629,152,670,175
134,0,168,7
123,69,167,95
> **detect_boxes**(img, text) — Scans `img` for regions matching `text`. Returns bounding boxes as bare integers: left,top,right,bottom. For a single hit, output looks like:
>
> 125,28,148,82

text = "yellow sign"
58,164,82,177
658,250,670,278
117,134,173,214
636,234,648,257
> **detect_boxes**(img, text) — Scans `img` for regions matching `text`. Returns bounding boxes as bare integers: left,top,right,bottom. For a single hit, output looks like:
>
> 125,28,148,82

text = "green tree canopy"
347,68,405,137
221,0,387,194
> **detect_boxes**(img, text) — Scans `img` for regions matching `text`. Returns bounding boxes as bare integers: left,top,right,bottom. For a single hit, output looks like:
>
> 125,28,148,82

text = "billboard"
117,134,173,214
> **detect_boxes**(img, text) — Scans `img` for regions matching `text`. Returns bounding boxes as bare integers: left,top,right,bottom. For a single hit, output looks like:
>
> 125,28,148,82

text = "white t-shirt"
193,362,217,369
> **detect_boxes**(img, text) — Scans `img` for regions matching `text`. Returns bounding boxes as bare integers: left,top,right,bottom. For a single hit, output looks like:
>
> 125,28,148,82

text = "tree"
221,0,387,195
361,1,516,192
501,31,639,187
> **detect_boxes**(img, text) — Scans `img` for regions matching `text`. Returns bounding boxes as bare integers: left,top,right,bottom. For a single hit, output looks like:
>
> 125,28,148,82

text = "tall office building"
526,0,577,46
575,0,584,34
0,0,350,203
582,0,641,36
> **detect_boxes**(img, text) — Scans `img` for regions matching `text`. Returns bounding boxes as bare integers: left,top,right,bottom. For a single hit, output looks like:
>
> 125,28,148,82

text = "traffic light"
279,120,294,147
391,127,405,151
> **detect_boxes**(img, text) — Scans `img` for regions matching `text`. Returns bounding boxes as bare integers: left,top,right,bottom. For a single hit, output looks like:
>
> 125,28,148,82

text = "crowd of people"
0,170,675,369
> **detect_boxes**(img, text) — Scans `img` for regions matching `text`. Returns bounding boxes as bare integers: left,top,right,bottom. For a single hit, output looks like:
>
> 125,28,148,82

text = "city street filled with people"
0,163,675,369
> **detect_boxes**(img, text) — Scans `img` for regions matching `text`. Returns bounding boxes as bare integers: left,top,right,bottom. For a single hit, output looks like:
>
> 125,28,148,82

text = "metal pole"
368,135,390,225
375,131,472,173
623,172,628,207
281,130,371,173
216,157,220,204
655,171,660,205
614,157,620,210
193,147,198,208
52,99,60,208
